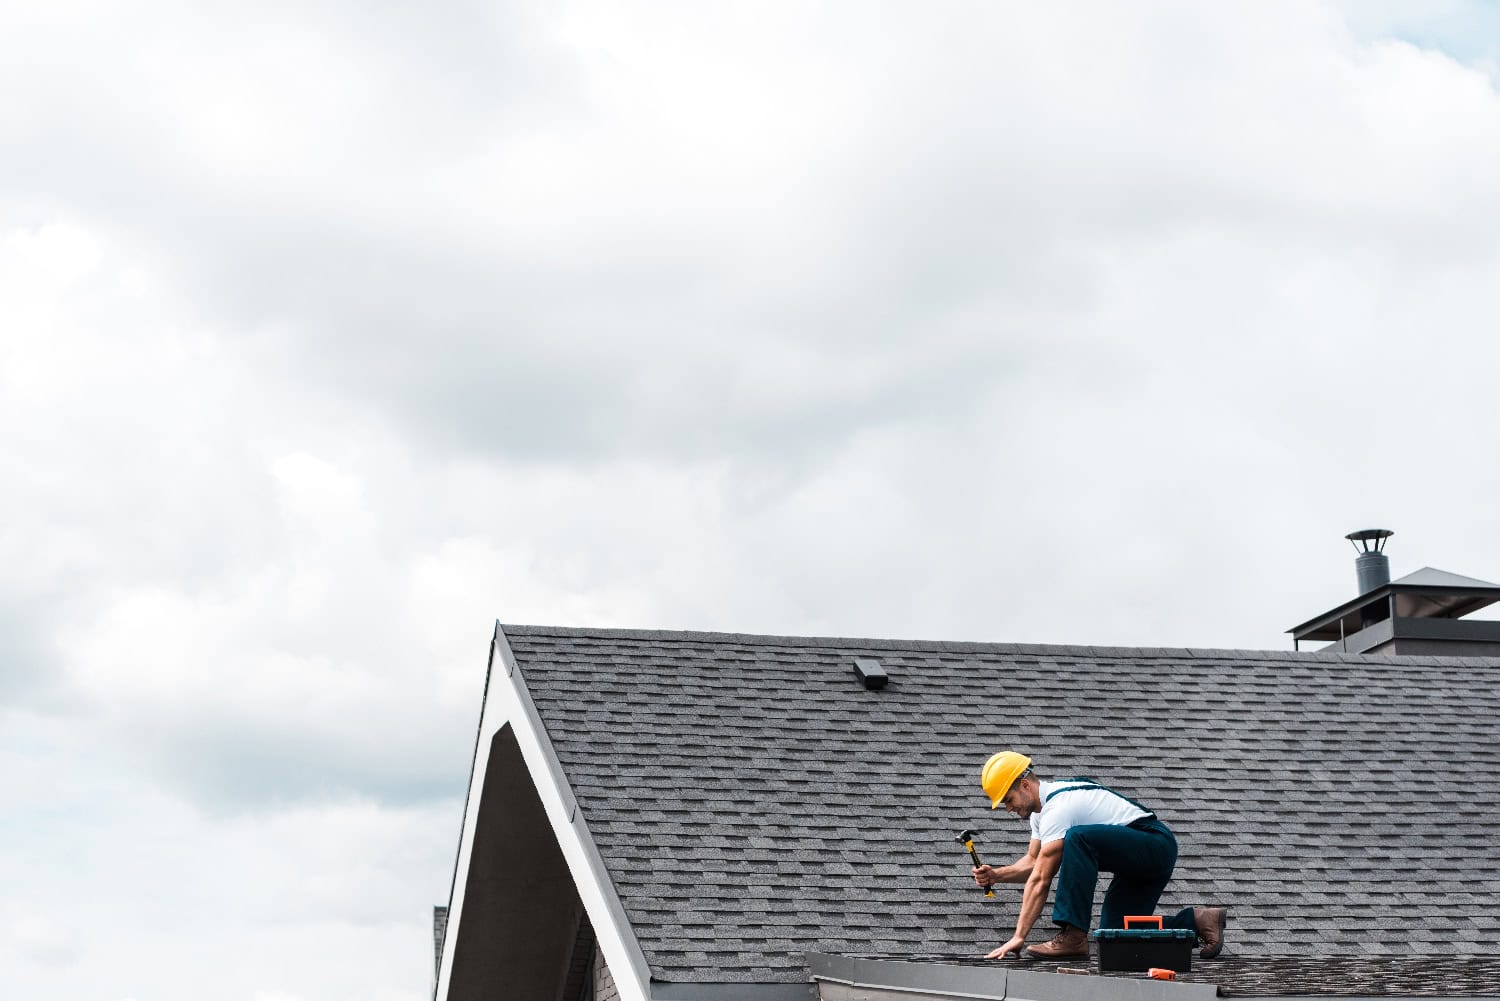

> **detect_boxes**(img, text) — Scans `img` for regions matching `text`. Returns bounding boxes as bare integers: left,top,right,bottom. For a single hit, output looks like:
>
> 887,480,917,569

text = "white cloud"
271,452,366,520
5,914,81,967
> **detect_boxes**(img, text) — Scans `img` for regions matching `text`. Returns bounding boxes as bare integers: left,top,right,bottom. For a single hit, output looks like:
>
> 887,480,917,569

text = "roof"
1393,568,1500,590
499,625,1500,992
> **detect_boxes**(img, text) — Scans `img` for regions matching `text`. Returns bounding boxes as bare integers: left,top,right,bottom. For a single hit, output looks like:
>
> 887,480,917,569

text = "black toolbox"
1093,916,1196,972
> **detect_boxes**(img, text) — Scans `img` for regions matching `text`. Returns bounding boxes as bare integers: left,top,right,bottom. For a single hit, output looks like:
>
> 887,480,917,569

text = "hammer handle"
964,840,995,898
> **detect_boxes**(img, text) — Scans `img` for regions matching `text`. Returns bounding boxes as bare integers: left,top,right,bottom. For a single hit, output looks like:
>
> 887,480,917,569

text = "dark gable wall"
447,723,584,1001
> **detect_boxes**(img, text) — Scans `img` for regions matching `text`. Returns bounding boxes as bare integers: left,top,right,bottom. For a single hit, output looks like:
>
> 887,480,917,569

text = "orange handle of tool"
1149,968,1176,981
1124,915,1163,929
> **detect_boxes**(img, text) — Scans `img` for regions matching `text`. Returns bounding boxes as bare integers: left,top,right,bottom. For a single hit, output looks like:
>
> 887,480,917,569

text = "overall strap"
1044,778,1156,818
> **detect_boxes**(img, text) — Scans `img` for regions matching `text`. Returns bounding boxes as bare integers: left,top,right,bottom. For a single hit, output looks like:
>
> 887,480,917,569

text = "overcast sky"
4,2,1500,999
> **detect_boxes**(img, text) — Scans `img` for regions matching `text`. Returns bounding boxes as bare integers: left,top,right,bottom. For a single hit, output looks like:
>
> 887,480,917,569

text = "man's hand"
972,865,998,888
984,935,1027,960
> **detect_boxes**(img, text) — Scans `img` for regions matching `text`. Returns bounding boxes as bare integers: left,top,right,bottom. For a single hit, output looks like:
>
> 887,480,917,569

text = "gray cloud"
139,712,473,809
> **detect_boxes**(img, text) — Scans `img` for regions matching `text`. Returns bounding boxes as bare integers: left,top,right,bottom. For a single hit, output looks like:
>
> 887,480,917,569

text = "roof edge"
435,622,658,1001
500,623,1500,664
494,621,657,996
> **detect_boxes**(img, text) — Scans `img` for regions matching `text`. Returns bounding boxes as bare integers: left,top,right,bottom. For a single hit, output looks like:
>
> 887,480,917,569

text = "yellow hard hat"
981,751,1033,808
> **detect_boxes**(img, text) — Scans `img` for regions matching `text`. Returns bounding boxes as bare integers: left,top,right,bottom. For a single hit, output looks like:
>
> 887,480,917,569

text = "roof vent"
852,658,888,690
1346,528,1394,594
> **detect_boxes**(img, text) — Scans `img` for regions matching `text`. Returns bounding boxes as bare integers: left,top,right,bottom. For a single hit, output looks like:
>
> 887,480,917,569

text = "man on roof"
971,750,1228,961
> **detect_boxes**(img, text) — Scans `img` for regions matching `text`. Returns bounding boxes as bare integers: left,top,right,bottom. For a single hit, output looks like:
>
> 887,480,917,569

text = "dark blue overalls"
1044,780,1197,934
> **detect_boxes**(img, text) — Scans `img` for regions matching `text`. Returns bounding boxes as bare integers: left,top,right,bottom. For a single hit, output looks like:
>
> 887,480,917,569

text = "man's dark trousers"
1051,817,1195,932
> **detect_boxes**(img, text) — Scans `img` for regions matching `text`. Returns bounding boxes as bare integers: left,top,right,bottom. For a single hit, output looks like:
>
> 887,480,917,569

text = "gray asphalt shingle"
504,625,1500,985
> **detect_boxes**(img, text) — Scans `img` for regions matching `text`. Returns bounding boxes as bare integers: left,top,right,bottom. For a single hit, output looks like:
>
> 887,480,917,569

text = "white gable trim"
435,622,652,1001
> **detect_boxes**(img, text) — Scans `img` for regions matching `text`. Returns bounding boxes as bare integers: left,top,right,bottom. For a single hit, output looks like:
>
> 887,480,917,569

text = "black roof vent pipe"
1347,529,1394,594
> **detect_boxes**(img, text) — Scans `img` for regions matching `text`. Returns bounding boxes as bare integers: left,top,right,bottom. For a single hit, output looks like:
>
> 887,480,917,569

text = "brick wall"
593,944,619,1001
432,905,448,994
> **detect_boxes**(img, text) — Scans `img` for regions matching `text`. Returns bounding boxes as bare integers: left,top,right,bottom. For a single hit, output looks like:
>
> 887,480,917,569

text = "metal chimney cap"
1346,528,1393,553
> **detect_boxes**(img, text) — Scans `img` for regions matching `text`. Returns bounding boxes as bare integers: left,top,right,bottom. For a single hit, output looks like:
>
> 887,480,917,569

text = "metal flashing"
808,954,1006,999
498,637,577,822
806,955,1215,1001
649,981,815,1001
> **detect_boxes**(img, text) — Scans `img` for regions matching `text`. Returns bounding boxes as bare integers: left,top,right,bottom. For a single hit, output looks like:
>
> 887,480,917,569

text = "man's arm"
984,840,1063,960
972,839,1041,887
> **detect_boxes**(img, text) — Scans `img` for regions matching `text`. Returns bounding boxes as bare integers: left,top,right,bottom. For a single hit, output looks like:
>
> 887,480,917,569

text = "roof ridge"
497,622,1500,664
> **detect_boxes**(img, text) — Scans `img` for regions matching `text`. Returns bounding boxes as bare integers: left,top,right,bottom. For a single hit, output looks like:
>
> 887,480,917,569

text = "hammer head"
955,829,978,845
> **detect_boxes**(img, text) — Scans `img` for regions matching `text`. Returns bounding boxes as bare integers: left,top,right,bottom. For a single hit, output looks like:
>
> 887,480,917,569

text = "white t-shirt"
1029,780,1151,845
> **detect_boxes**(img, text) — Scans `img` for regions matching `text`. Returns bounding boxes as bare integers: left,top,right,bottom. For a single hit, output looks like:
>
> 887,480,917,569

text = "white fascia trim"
435,622,653,1001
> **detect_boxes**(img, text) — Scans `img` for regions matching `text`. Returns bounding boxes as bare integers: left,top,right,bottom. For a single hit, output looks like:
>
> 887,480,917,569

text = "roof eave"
1288,584,1500,639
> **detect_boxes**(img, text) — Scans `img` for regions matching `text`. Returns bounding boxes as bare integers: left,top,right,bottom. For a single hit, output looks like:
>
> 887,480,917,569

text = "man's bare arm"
972,839,1041,887
984,840,1063,959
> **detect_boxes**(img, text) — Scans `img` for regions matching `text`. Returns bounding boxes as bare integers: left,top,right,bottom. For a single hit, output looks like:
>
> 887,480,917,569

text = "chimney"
1290,528,1500,656
1347,529,1393,594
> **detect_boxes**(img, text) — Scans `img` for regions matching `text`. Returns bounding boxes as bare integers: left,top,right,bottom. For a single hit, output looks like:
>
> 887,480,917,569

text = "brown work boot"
1023,925,1089,960
1195,906,1228,959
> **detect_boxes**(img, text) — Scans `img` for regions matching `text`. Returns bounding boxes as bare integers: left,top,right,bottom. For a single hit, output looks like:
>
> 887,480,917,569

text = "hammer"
955,829,995,898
